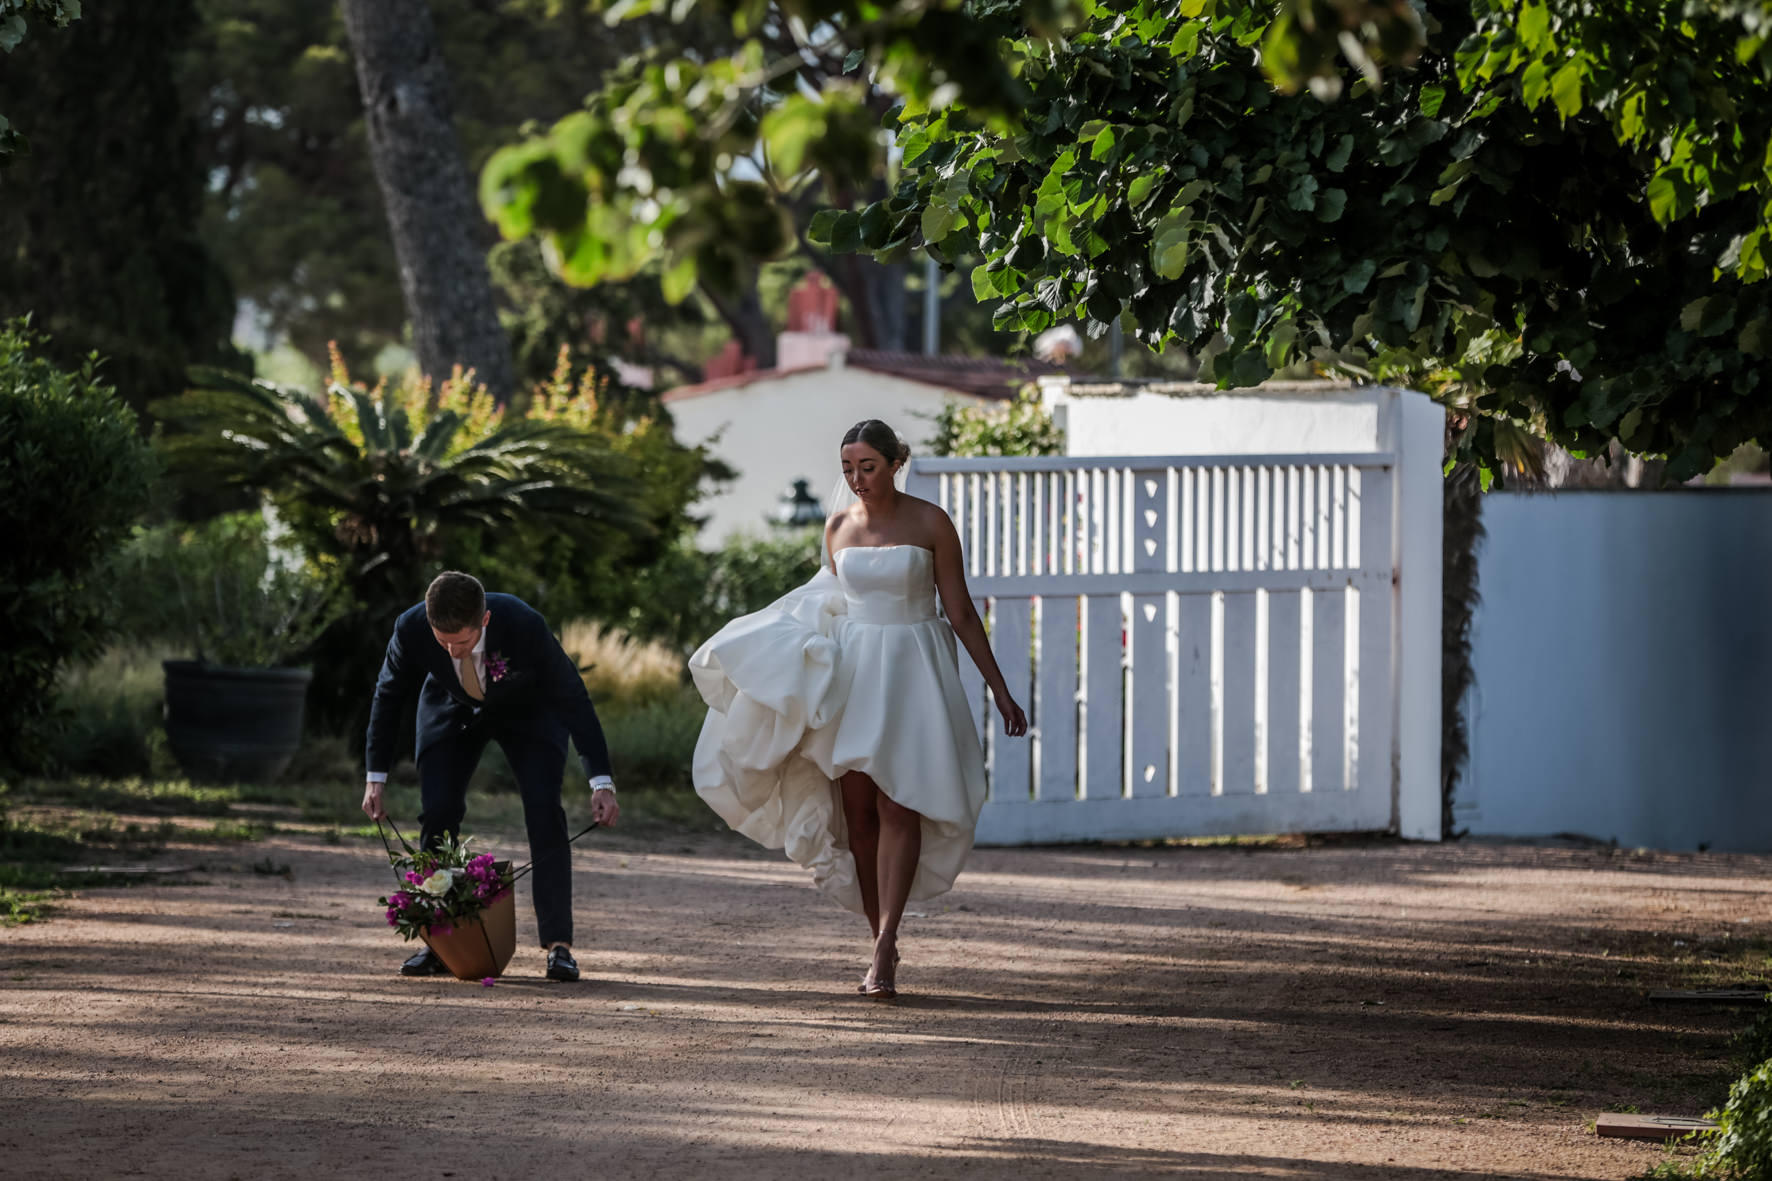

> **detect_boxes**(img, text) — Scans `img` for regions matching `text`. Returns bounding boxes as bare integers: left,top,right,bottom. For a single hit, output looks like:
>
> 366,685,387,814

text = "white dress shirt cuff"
590,776,616,794
366,771,388,784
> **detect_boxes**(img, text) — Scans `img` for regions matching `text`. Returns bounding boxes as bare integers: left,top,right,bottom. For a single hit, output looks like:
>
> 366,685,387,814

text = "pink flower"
480,977,497,987
485,653,509,682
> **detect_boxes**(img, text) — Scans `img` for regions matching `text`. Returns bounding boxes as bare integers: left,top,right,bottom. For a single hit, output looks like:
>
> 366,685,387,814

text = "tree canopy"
0,0,238,414
487,0,1772,480
0,0,80,163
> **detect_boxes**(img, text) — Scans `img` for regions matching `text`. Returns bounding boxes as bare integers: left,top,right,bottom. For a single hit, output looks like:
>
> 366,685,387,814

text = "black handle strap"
509,821,600,883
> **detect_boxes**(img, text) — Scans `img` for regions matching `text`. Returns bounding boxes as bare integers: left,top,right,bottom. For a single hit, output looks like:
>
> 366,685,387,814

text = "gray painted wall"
1460,490,1772,852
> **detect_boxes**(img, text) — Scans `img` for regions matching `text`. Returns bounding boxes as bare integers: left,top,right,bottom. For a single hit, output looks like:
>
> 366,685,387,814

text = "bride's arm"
931,511,1028,737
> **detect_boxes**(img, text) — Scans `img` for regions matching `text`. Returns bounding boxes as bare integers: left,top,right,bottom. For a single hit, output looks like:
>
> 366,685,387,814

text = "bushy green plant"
602,690,706,791
1737,1002,1772,1076
114,512,339,667
149,355,658,730
705,529,824,621
1698,1059,1772,1179
50,645,173,778
607,531,822,653
0,319,158,772
443,350,730,636
927,390,1065,458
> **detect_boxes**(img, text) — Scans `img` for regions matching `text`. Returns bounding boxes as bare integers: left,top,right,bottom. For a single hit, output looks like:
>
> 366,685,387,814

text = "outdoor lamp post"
771,477,824,528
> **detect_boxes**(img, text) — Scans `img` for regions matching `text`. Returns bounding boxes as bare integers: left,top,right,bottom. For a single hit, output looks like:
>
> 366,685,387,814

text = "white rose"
418,869,456,896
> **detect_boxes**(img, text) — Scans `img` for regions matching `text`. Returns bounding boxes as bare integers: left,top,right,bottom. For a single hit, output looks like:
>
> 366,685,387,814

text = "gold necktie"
459,654,485,701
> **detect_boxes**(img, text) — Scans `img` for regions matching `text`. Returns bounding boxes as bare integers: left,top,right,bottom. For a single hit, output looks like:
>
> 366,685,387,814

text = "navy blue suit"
366,593,612,946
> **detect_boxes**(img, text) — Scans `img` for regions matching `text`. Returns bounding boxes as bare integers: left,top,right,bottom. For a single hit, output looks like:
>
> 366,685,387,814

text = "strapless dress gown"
688,544,988,913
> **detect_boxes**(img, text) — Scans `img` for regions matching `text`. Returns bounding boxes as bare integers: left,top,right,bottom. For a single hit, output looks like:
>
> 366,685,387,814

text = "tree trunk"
701,280,777,369
339,0,515,401
848,255,907,351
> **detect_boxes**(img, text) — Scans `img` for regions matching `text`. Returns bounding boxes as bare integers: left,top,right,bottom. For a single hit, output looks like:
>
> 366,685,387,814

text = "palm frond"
414,411,464,462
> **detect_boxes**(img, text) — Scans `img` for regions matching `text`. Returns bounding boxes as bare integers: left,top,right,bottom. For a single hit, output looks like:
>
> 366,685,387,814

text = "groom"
361,571,620,982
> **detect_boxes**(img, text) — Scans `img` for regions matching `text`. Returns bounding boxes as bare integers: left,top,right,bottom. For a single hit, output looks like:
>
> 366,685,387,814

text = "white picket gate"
905,452,1401,844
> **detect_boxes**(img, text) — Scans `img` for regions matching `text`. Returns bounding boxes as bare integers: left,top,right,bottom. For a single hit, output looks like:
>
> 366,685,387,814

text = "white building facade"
664,348,1048,546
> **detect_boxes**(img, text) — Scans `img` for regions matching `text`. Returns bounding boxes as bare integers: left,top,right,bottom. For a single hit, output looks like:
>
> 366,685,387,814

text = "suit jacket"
365,593,613,780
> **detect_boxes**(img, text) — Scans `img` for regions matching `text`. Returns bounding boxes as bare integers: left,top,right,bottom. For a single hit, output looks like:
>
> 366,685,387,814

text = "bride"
689,418,1027,999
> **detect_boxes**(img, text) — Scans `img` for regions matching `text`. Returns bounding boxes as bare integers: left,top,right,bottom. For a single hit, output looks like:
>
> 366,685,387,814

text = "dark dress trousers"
365,593,612,947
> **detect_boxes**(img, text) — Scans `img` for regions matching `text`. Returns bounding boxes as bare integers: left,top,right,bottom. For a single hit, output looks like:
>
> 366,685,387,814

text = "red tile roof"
660,364,824,403
660,350,1072,403
845,350,1069,399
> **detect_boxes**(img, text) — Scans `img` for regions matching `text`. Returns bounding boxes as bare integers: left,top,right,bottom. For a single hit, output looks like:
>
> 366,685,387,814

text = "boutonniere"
485,652,510,684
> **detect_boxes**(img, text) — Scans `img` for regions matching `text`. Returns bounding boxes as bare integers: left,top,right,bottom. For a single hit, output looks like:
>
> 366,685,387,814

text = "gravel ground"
2,825,1767,1180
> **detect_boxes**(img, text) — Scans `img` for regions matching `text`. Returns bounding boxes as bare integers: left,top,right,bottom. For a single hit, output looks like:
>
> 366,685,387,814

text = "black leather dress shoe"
400,946,448,977
545,945,579,982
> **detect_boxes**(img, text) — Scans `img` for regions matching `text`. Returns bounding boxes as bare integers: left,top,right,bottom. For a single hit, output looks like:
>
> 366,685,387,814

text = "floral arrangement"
378,834,513,942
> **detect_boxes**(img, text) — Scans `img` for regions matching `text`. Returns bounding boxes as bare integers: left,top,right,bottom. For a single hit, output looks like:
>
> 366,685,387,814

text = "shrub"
926,388,1065,458
112,511,340,667
150,352,706,733
1699,1058,1772,1179
0,319,157,772
608,531,823,653
602,690,706,791
50,645,172,777
1737,1001,1772,1076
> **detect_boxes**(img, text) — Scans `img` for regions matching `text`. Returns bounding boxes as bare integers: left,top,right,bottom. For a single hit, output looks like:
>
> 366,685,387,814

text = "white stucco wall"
1042,379,1385,455
1462,491,1772,852
665,363,993,546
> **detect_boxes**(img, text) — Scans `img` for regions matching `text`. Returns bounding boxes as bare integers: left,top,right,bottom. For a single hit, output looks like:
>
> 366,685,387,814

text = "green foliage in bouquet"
378,833,513,943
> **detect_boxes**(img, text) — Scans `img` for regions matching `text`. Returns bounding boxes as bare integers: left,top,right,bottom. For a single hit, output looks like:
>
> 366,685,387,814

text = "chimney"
778,272,848,369
703,339,757,381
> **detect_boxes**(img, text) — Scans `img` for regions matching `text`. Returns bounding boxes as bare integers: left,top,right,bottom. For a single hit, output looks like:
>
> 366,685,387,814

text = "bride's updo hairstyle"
842,419,911,468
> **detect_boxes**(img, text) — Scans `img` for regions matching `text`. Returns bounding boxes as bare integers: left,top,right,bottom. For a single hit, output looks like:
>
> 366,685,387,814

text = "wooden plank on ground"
1595,1113,1717,1142
1649,988,1770,1004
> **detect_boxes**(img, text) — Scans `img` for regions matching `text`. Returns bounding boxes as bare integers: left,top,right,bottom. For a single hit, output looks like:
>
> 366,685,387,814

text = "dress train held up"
689,545,988,913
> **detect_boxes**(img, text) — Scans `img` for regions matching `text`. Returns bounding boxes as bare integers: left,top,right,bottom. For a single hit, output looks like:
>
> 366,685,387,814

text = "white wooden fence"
906,452,1400,844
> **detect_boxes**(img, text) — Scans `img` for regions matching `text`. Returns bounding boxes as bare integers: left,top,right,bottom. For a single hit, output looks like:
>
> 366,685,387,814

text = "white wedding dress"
688,544,988,914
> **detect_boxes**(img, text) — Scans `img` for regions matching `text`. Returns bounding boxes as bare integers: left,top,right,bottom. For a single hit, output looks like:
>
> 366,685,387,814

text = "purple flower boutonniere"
485,652,509,684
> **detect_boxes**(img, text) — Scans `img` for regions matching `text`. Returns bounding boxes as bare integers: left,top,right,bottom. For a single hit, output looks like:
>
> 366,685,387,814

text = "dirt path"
2,825,1766,1179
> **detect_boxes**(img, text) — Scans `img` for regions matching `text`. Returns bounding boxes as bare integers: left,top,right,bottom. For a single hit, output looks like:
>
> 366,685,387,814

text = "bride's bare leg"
872,790,922,984
839,771,882,937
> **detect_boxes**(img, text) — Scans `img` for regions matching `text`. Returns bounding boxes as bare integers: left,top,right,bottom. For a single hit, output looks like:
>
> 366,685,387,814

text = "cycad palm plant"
151,364,650,727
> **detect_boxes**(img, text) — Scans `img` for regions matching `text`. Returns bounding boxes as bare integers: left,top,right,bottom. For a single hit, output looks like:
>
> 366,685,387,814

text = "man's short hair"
425,572,486,632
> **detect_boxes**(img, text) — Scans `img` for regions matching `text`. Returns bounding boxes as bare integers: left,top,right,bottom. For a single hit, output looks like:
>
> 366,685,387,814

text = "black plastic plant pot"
162,660,313,784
